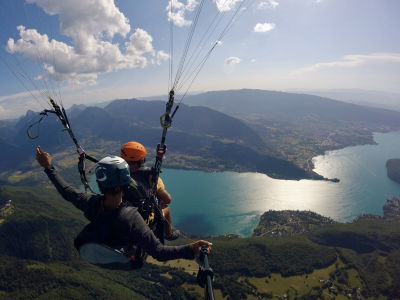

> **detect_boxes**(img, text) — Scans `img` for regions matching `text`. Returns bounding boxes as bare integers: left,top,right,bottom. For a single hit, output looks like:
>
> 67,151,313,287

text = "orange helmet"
120,141,147,162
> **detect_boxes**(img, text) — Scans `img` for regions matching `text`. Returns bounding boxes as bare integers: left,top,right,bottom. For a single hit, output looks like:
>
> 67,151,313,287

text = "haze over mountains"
2,89,400,181
296,89,400,112
140,89,400,113
183,89,400,125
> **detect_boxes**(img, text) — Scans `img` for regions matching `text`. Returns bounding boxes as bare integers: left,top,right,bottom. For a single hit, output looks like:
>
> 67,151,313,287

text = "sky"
0,0,399,119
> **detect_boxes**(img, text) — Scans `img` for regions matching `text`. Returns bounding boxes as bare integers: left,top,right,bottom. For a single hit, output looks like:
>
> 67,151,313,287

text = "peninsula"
386,158,400,184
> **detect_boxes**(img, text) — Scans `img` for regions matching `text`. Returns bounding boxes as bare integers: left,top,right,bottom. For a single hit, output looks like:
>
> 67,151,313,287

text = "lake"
162,131,400,237
89,131,400,237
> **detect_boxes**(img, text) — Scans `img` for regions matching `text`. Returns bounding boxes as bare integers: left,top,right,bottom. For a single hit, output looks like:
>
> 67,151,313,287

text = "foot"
165,227,182,241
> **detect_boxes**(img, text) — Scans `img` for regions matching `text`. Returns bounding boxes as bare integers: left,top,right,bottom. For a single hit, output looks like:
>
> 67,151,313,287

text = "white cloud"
224,56,241,74
6,1,167,87
215,0,243,12
253,23,276,33
290,53,400,76
166,0,199,27
0,105,9,118
0,90,36,103
0,95,43,119
225,56,241,65
27,0,130,54
257,0,279,10
126,28,155,57
156,50,170,65
250,59,256,63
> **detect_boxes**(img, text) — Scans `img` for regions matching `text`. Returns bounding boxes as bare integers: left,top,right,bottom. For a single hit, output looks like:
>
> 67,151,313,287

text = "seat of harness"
78,243,146,270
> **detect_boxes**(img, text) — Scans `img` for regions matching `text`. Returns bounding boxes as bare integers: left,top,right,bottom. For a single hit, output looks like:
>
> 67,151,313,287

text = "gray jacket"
44,166,193,263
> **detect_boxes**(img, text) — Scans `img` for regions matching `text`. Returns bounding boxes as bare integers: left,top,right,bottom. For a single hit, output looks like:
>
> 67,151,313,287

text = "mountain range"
183,89,400,126
2,89,400,181
183,89,400,169
295,89,400,112
0,97,311,180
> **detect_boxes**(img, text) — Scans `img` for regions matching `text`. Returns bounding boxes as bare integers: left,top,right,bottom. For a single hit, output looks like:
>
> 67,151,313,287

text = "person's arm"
36,146,94,214
120,207,211,261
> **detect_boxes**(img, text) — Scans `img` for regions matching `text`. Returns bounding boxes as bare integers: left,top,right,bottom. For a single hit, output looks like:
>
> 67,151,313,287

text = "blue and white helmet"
95,156,130,190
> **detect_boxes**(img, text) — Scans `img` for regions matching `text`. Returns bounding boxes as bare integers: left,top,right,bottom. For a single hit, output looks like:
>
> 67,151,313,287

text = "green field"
236,257,364,299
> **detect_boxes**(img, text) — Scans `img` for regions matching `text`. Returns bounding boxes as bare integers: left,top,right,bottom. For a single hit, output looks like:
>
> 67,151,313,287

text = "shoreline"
210,198,400,239
160,164,341,182
163,131,400,182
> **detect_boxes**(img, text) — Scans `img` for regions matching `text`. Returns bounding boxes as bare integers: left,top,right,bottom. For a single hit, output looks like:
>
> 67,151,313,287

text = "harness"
74,204,147,270
124,167,165,242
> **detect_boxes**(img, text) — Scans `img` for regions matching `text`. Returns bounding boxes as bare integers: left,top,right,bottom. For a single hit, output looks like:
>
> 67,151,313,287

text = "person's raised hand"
36,146,51,169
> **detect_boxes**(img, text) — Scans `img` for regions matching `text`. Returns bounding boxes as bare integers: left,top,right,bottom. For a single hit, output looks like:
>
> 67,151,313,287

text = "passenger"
120,141,180,240
36,146,211,269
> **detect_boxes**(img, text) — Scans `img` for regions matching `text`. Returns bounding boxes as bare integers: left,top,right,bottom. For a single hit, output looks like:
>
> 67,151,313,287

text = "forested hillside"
386,159,400,184
1,184,400,299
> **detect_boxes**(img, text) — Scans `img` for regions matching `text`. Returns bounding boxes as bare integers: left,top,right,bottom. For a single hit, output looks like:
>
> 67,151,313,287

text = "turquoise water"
163,131,400,237
89,131,400,237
